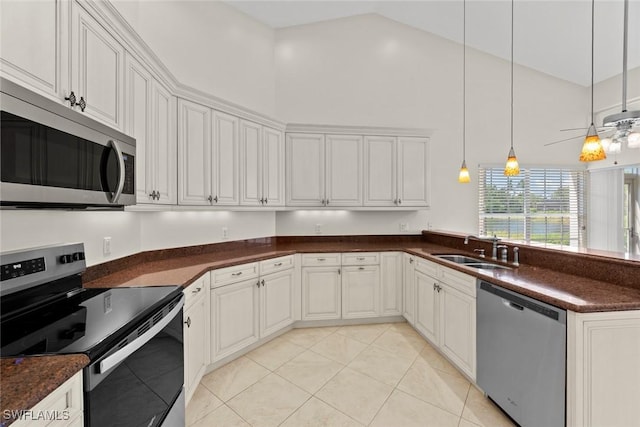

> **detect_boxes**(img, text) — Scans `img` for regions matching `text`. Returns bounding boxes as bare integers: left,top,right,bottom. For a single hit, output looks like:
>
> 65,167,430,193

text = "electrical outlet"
399,223,408,232
222,227,228,240
103,237,111,256
315,224,323,234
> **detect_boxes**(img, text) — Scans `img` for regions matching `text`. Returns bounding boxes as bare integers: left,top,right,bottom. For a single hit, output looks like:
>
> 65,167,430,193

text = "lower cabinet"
381,252,403,316
301,266,342,320
184,273,210,404
402,253,416,324
414,259,476,380
342,265,380,319
12,371,84,427
211,259,295,363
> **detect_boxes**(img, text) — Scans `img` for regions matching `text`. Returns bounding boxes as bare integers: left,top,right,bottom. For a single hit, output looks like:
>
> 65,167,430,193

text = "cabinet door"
184,289,207,402
152,81,177,204
210,278,259,362
260,269,294,338
439,284,476,380
0,0,67,101
342,266,380,319
262,127,285,207
71,2,124,130
239,120,262,206
397,137,429,207
286,133,325,206
364,136,396,206
414,270,438,344
178,99,211,205
301,266,341,320
402,254,416,325
124,54,152,203
325,134,363,206
212,111,239,205
381,252,403,316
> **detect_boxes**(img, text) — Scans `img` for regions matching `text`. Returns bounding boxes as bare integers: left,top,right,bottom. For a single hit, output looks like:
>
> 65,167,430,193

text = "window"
478,166,587,247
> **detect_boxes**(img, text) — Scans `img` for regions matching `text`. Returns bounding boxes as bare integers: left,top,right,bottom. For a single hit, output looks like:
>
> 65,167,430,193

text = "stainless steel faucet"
497,245,508,262
513,247,520,266
464,235,502,260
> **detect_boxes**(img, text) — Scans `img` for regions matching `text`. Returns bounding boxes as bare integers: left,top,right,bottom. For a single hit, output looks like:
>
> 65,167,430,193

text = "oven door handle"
99,294,185,374
106,139,126,204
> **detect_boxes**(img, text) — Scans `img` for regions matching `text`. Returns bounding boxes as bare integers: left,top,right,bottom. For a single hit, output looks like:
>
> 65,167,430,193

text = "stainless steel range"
0,243,185,427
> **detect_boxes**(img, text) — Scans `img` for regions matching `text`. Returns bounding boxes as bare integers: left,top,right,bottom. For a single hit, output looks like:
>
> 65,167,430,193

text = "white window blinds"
478,166,587,247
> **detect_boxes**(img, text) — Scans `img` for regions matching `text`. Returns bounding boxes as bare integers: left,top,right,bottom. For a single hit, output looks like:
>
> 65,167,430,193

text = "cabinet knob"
261,279,265,287
191,287,202,294
207,195,213,203
78,96,87,112
264,198,268,204
213,195,218,203
398,199,402,205
256,280,261,288
409,258,414,264
184,317,191,328
358,266,365,270
357,257,365,261
260,198,265,204
155,191,160,201
65,91,77,107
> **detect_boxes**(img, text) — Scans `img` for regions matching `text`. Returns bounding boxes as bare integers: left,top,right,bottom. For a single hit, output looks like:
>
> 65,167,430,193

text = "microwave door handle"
98,294,185,374
107,140,126,204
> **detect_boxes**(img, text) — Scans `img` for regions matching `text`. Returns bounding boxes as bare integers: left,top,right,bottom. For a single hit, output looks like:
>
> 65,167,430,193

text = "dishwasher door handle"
503,299,524,311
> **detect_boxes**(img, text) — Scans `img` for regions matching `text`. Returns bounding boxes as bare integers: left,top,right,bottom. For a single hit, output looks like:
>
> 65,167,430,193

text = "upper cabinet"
212,111,240,205
240,121,285,207
364,136,430,207
286,133,362,207
0,0,69,102
71,1,125,130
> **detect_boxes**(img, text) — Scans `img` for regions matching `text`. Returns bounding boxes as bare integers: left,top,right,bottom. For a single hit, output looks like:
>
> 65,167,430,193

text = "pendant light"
579,0,606,162
504,0,520,176
458,0,470,183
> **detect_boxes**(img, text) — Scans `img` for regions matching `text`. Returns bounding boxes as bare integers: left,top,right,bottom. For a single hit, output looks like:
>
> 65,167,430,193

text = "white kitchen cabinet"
414,259,476,380
286,133,362,207
567,310,640,427
286,133,325,206
402,253,416,325
325,134,363,206
212,111,240,205
0,0,69,102
210,278,260,362
71,1,125,130
364,136,430,207
150,81,177,204
178,99,212,205
342,265,380,319
301,265,342,321
380,252,403,316
184,274,210,405
260,268,295,337
414,268,438,343
11,371,83,427
240,121,285,207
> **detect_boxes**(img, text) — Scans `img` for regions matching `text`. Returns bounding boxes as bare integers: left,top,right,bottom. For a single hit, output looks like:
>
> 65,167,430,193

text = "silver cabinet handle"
191,287,202,294
99,294,184,373
231,271,243,276
184,316,191,328
105,140,126,204
274,262,283,267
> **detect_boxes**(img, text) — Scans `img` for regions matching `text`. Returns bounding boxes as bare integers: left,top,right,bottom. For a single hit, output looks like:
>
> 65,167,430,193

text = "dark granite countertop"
83,237,640,313
0,355,89,426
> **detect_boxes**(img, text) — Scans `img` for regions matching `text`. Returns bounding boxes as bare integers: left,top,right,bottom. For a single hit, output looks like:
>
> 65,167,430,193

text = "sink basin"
434,254,512,270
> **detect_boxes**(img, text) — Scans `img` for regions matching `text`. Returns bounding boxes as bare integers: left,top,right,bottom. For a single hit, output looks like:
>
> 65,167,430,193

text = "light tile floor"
187,323,516,427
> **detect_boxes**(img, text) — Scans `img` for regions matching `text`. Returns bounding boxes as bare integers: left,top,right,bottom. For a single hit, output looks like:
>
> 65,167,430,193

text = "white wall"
111,0,277,116
274,14,588,235
276,210,429,236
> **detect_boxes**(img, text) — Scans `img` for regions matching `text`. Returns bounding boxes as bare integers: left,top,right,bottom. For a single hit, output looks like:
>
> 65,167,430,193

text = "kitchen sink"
434,254,511,270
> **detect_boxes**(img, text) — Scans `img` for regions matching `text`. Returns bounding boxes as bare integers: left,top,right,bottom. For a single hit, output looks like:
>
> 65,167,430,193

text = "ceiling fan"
546,0,640,152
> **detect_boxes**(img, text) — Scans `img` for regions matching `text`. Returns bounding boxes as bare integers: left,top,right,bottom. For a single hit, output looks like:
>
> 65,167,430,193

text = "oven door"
85,295,184,427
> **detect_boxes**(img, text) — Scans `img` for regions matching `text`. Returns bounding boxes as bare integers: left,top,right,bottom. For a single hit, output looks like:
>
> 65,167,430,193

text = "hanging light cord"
462,0,466,161
510,0,514,150
622,0,628,110
591,0,595,123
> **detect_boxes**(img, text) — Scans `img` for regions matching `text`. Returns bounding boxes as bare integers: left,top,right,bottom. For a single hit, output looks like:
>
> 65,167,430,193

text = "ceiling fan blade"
544,135,584,146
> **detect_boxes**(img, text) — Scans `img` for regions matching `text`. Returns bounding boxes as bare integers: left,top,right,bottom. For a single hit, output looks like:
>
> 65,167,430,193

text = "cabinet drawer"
440,265,476,297
415,257,439,278
341,252,379,266
301,253,341,267
260,255,294,275
184,273,210,309
211,263,259,288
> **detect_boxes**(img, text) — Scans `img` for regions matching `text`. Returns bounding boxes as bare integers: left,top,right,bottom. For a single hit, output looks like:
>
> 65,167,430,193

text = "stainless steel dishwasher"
477,280,566,427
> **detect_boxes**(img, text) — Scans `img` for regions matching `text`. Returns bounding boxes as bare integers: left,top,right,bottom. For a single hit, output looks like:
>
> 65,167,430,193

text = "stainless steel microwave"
0,78,135,208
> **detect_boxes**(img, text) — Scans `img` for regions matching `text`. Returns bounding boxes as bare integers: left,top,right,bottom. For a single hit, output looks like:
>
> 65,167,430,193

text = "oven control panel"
1,257,45,281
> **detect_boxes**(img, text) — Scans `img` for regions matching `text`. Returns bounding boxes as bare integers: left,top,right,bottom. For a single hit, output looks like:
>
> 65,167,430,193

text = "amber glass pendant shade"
504,147,520,176
579,123,606,162
458,160,470,183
